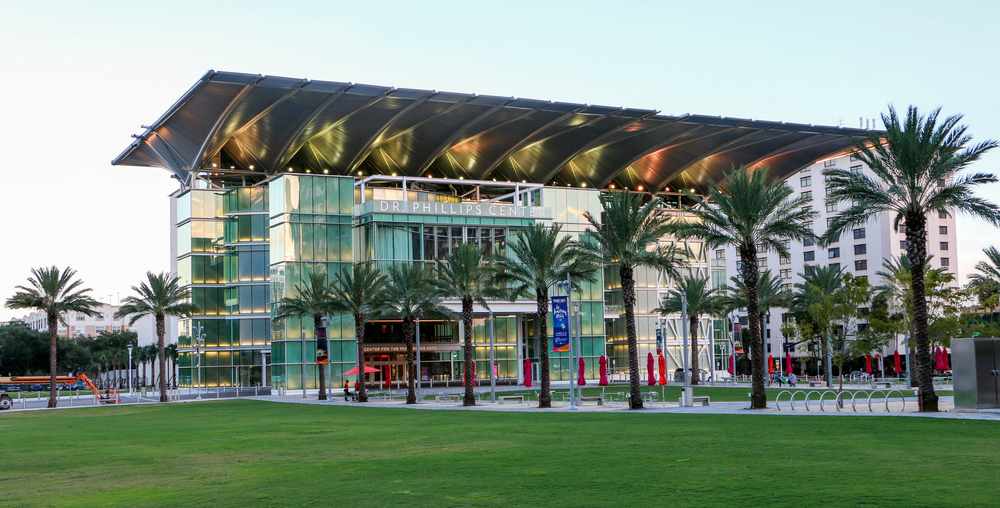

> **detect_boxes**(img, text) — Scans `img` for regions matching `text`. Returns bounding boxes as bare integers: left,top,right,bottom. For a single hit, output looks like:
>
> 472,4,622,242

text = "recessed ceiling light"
638,185,644,191
610,184,616,189
581,182,587,187
212,163,217,168
249,165,254,170
323,169,329,174
358,171,363,176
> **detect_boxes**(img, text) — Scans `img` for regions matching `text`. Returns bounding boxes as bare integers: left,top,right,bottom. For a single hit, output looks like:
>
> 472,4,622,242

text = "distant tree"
273,273,336,401
115,272,198,402
0,322,48,376
654,275,723,385
5,266,102,407
791,264,845,386
329,265,389,403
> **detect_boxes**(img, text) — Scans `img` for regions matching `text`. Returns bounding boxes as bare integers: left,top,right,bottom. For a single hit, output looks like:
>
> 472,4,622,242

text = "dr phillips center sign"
366,199,550,219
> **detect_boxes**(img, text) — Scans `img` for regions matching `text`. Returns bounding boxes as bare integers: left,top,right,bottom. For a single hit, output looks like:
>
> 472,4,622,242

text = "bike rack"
866,390,886,412
804,391,822,411
790,391,807,411
775,390,792,411
850,390,864,412
886,389,906,412
817,390,839,412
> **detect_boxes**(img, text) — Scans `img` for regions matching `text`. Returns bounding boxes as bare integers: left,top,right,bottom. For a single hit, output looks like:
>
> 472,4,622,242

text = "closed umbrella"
785,353,793,374
943,349,950,370
384,364,392,388
893,349,902,374
523,358,532,388
598,355,608,386
936,347,946,371
647,352,655,386
865,355,872,374
768,354,775,374
578,357,587,386
728,354,734,375
657,353,668,385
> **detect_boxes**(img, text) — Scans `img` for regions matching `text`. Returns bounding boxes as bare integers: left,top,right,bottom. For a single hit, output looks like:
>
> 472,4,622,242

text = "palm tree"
273,273,336,401
329,264,389,403
969,246,1000,287
382,264,451,404
721,270,789,378
653,275,723,385
583,192,685,409
672,167,816,409
5,266,102,408
493,223,600,408
115,272,199,402
165,343,179,388
791,264,845,386
433,243,505,406
822,106,1000,411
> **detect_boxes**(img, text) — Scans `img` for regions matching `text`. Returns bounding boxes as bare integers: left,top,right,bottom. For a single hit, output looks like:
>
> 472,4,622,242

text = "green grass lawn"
0,400,994,507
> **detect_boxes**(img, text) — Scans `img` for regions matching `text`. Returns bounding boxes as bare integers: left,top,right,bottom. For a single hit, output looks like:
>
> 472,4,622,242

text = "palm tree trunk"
621,264,643,410
313,314,327,401
355,316,368,403
462,296,476,407
405,317,418,404
690,315,700,385
536,290,552,408
156,313,168,402
47,312,58,408
822,330,832,387
906,215,937,411
741,248,767,409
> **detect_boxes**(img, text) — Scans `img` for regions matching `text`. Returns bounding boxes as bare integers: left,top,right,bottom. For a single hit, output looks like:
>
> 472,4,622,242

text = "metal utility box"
953,338,1000,410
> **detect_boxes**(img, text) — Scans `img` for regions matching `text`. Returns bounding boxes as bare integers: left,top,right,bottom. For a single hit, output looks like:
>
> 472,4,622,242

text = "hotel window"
801,191,812,201
826,202,838,212
758,258,767,268
75,327,84,335
941,258,950,267
96,326,105,333
855,260,868,271
854,244,867,255
800,176,812,187
781,283,792,293
780,255,790,265
736,261,742,270
113,326,122,332
780,269,792,280
803,251,815,261
781,239,791,250
824,159,836,167
830,263,841,271
900,240,906,250
829,248,840,259
940,242,949,250
96,313,105,320
801,166,811,172
827,217,837,227
803,237,815,247
939,226,948,234
854,228,865,239
939,210,948,218
76,315,85,321
716,249,725,259
850,165,863,174
850,155,859,161
804,220,813,231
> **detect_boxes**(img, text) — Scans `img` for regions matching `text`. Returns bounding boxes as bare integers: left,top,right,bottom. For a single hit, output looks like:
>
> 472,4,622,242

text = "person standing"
789,373,797,387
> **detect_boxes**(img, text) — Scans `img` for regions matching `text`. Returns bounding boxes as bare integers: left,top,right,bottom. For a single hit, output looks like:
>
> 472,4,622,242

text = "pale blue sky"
2,1,999,319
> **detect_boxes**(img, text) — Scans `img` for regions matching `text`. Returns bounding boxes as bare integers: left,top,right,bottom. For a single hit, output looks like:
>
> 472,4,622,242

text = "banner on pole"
316,327,329,365
552,296,569,352
656,328,663,351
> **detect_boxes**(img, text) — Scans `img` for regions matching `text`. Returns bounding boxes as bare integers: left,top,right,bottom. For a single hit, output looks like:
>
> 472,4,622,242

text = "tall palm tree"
273,273,336,401
672,167,816,409
583,192,685,409
165,343,179,388
115,272,199,402
5,266,102,408
493,223,600,408
721,270,789,377
329,264,388,403
383,263,451,404
433,243,505,406
822,105,1000,411
653,275,723,385
791,264,845,386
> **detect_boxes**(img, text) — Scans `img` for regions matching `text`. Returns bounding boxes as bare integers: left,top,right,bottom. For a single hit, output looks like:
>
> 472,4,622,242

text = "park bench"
580,396,604,406
436,394,461,402
499,395,523,404
872,381,892,389
679,396,711,406
809,381,827,388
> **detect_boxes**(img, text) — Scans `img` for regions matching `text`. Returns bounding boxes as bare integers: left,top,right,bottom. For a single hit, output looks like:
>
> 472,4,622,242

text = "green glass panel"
313,177,326,214
300,177,313,214
286,341,303,363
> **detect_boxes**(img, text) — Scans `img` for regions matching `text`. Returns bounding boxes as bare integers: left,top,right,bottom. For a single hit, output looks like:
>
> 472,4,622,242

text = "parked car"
62,382,86,391
2,385,21,393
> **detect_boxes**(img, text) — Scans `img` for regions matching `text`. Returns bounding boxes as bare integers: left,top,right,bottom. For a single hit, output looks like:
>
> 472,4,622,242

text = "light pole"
730,312,739,386
556,276,577,410
127,344,133,399
489,311,495,403
195,323,206,401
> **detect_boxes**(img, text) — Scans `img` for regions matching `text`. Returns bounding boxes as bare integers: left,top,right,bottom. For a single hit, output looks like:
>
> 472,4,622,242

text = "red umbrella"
893,350,902,374
943,349,950,370
343,365,381,375
598,355,608,386
657,353,668,385
785,353,793,374
578,357,587,386
523,358,532,388
865,355,872,374
647,352,655,386
728,354,734,375
768,354,775,374
384,364,392,387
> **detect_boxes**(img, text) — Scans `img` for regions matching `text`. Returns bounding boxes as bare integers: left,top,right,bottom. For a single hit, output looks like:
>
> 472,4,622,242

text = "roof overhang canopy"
114,70,878,192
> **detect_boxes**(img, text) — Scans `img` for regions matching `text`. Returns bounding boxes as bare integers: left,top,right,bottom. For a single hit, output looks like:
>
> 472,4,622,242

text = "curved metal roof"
113,70,876,192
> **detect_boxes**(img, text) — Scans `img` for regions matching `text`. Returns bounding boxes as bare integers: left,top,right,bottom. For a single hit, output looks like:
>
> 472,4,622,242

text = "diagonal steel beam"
715,136,852,187
344,91,439,174
376,95,478,146
221,78,311,161
189,75,264,171
472,106,587,180
594,121,719,189
413,98,514,176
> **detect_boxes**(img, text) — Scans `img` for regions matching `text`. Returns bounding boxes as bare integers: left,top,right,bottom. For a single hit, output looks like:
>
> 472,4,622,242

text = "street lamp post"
489,311,495,403
556,276,577,410
127,344,133,400
195,323,206,401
